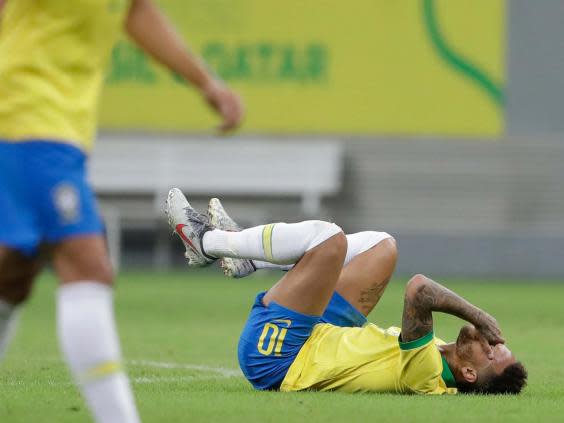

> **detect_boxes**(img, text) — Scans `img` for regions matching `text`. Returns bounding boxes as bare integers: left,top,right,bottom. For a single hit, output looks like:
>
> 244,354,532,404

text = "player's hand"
475,312,505,348
202,79,244,132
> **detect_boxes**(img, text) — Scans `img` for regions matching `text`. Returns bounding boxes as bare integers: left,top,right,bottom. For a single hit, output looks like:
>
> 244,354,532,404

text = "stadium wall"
331,137,564,278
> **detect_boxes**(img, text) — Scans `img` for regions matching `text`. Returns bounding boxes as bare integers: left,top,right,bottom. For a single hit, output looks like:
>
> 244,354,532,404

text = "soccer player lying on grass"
166,188,527,395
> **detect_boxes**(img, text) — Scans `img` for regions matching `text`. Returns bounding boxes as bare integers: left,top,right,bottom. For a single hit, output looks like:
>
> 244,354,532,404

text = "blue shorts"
0,141,104,257
238,291,367,391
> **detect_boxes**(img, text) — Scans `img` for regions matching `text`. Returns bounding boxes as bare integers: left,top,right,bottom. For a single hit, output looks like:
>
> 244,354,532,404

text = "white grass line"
4,375,235,387
2,359,243,386
132,375,231,384
42,357,242,378
3,379,70,387
128,360,242,378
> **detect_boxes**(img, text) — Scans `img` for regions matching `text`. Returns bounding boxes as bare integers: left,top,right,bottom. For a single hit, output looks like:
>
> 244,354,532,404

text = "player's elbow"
405,274,430,302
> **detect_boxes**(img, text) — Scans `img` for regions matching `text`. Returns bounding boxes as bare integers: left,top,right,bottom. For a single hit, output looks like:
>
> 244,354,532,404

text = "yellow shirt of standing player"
280,324,458,395
0,0,130,151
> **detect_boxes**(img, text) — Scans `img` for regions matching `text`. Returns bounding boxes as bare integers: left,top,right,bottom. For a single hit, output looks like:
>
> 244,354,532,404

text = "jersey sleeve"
398,331,450,395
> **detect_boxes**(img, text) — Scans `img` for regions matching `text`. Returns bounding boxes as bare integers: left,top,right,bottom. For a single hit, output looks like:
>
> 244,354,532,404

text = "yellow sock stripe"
262,224,275,262
81,361,122,383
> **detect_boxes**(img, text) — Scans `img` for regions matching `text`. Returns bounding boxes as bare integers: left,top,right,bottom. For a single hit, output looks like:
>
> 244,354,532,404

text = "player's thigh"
263,232,347,316
335,237,397,316
24,142,111,284
51,235,113,285
31,142,105,247
0,245,43,304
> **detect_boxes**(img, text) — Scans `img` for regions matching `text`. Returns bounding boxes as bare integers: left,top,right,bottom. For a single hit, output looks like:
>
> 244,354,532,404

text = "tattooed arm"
401,274,504,344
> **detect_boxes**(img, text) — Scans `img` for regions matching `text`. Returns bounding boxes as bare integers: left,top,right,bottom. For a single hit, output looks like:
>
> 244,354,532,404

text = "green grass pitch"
1,271,563,422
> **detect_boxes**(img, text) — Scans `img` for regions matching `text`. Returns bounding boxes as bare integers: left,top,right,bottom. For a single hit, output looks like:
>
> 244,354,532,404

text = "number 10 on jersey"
257,320,292,356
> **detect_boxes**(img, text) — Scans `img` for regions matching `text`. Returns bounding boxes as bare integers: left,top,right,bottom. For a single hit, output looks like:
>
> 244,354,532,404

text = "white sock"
253,231,393,271
203,220,342,265
57,282,140,423
0,299,20,359
253,261,293,271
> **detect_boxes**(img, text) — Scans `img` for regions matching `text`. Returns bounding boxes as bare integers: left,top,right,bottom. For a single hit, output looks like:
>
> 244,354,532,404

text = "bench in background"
89,135,344,269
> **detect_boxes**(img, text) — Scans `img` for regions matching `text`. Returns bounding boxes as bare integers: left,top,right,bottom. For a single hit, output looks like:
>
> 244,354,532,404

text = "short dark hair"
457,362,528,395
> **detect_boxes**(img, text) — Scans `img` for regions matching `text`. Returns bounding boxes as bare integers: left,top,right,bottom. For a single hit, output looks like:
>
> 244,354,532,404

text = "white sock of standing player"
0,299,20,359
57,281,141,423
202,220,343,264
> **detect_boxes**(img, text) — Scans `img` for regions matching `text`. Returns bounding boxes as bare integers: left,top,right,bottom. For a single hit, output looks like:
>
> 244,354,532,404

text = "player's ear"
461,366,477,383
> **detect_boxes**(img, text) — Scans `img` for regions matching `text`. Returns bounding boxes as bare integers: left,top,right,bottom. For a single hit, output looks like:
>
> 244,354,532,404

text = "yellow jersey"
0,0,130,151
280,324,458,395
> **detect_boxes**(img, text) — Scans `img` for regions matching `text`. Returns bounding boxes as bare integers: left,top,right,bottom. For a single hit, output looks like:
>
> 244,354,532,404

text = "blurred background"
90,0,564,278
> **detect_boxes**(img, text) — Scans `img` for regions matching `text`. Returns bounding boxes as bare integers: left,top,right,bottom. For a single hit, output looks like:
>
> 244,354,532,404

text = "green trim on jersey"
441,356,457,388
399,331,434,350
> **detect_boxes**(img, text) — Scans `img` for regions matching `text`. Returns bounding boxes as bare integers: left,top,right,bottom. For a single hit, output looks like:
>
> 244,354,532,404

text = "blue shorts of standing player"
0,141,104,257
238,290,367,390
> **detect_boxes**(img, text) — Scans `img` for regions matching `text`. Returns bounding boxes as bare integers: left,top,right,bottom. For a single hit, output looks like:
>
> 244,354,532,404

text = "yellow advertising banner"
100,0,506,136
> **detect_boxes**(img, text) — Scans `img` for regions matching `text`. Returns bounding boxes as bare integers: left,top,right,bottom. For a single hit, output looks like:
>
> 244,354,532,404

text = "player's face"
456,324,516,377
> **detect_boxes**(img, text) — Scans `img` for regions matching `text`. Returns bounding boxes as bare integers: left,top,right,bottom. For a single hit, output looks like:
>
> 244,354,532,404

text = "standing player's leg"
167,189,347,316
0,141,45,359
52,235,140,423
0,247,43,359
31,141,140,423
